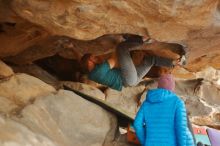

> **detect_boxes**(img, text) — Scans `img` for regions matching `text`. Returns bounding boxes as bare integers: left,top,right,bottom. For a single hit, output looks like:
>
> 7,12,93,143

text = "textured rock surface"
10,0,219,41
0,116,56,146
199,81,220,105
18,90,117,146
9,0,219,71
105,85,146,118
175,78,220,129
0,0,219,72
62,81,106,100
0,0,48,57
196,67,220,83
0,73,56,106
12,64,61,89
0,60,14,78
172,66,195,79
0,96,18,116
0,0,219,142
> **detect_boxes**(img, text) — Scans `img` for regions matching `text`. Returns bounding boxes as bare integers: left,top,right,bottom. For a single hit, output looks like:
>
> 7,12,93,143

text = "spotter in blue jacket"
134,88,194,146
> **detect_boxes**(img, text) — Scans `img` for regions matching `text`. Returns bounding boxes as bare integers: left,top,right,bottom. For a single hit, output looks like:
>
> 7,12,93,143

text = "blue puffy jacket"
134,88,194,146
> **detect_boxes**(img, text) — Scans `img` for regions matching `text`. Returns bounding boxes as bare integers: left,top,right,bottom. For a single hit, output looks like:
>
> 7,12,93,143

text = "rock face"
0,73,56,106
0,72,56,117
199,81,220,105
12,64,61,89
0,68,118,146
17,90,117,146
196,67,220,83
62,81,106,100
0,116,56,146
0,60,14,78
175,77,220,129
0,0,219,72
0,0,219,144
0,96,18,116
8,0,218,70
10,0,219,41
105,85,146,118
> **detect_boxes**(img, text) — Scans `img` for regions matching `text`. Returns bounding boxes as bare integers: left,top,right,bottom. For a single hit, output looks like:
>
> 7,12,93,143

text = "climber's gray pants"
117,42,173,87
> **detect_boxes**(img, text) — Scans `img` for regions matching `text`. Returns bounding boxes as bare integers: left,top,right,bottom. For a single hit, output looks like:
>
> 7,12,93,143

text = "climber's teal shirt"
88,61,123,91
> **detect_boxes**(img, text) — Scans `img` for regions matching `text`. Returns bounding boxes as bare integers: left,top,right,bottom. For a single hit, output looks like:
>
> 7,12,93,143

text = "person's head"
123,34,144,44
80,53,99,73
157,74,175,91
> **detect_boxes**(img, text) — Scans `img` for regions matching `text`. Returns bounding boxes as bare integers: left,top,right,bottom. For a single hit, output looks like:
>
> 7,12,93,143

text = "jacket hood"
146,88,176,103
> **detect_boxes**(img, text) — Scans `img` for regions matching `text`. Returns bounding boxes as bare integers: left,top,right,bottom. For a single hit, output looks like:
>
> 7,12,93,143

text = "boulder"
105,85,146,117
184,98,212,117
11,0,219,41
18,90,117,146
0,60,13,79
12,64,61,89
62,81,105,100
0,17,48,58
192,116,220,130
0,116,56,146
0,0,219,72
172,66,195,79
199,82,220,105
0,96,19,116
196,67,220,82
0,73,56,106
175,78,203,100
175,78,220,128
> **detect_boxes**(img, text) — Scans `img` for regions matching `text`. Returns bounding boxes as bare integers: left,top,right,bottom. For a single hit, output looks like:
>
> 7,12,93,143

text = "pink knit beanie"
158,74,175,91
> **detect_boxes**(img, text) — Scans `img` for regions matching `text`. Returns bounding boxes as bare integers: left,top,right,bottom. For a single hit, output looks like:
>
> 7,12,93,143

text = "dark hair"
80,53,93,73
123,34,144,44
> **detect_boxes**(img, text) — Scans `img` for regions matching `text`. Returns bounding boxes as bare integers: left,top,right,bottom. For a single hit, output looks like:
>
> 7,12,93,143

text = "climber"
133,74,195,146
80,34,175,91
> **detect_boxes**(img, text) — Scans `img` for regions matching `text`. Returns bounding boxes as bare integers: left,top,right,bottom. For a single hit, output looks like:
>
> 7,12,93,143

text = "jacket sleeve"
133,103,146,145
175,100,188,146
